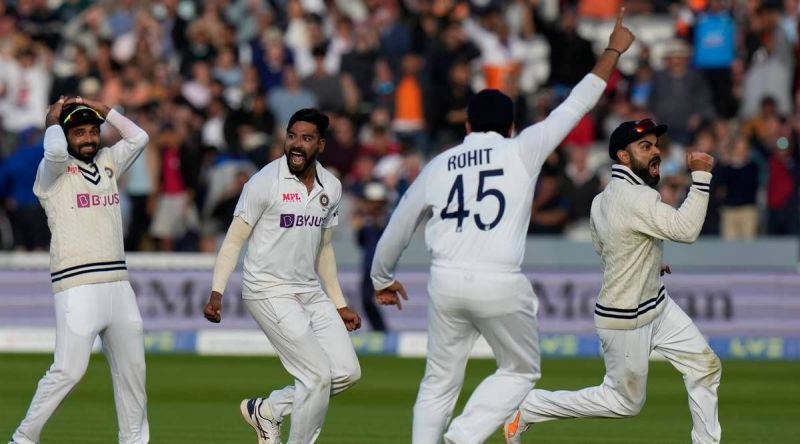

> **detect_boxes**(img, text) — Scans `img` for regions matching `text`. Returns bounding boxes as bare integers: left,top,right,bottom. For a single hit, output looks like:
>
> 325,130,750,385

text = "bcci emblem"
104,167,114,178
320,193,329,207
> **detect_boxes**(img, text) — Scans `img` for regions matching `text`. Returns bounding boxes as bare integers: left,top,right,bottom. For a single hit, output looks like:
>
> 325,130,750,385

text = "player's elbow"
136,131,150,149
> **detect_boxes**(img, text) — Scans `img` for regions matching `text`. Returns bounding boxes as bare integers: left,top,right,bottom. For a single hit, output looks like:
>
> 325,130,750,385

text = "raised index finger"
616,7,625,28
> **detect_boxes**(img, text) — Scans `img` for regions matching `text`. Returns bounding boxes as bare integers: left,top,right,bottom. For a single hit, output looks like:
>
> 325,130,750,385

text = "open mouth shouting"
288,149,307,169
649,157,661,177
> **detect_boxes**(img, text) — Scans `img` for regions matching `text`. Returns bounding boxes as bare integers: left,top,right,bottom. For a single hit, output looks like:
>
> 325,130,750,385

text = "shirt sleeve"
370,166,433,290
233,173,272,226
513,73,606,177
322,185,341,228
104,109,150,176
34,125,70,195
630,171,712,243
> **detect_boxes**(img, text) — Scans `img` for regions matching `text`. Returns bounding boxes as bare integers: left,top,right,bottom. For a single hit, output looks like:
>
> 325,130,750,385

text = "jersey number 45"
441,169,506,232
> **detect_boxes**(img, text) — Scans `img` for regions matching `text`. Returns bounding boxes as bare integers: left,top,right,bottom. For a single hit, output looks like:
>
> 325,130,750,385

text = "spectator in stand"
149,123,199,251
430,59,474,151
648,39,715,145
352,180,390,331
766,127,800,235
692,0,737,118
0,42,51,156
392,53,427,153
267,65,318,128
341,27,380,103
302,45,359,115
562,146,602,240
529,150,569,235
0,129,49,250
718,137,761,239
319,114,361,181
740,3,795,118
536,6,596,93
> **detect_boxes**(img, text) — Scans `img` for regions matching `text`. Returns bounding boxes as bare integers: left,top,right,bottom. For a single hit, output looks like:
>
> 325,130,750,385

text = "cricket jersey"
589,165,712,329
371,73,607,289
234,156,341,299
34,110,149,293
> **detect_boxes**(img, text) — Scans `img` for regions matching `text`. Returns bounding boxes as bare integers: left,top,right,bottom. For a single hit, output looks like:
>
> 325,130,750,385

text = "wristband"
605,47,622,56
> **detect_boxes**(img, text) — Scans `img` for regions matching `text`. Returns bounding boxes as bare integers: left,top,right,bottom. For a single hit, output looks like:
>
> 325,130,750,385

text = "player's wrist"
604,47,623,57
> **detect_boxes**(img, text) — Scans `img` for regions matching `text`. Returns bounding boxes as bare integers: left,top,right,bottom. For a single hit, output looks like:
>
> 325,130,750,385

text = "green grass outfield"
1,354,798,443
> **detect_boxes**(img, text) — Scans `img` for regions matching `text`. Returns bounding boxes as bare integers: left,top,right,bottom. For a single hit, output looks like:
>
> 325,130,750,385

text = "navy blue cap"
467,89,514,131
60,104,105,131
608,119,668,160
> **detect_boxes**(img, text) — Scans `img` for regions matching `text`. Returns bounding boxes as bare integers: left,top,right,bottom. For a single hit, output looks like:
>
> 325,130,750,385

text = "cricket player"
10,96,150,444
203,108,361,444
370,10,635,444
504,120,722,443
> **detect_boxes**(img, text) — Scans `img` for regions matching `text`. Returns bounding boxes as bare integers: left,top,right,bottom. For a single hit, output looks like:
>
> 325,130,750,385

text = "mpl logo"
66,165,79,175
282,193,302,202
279,213,324,228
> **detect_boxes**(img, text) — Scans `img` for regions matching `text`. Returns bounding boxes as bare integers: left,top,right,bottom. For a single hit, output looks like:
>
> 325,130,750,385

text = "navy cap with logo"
608,119,668,161
467,89,514,132
59,104,105,131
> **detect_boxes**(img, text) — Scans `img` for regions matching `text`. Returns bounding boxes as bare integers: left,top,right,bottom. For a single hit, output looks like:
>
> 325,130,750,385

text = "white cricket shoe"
503,410,530,444
240,398,282,444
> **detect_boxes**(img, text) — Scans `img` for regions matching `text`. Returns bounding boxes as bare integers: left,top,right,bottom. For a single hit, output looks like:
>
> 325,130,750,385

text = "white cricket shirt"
34,110,149,293
589,165,712,330
371,73,606,289
235,156,341,299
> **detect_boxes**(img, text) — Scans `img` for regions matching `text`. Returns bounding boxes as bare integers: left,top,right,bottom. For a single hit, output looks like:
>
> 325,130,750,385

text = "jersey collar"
280,155,325,189
610,164,646,186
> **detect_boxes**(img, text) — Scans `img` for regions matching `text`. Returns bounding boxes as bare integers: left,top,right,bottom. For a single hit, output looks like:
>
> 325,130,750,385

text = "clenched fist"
687,152,714,172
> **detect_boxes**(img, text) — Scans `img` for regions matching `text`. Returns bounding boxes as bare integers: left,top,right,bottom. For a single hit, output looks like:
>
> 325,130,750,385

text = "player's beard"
630,155,661,187
69,143,98,163
285,147,318,176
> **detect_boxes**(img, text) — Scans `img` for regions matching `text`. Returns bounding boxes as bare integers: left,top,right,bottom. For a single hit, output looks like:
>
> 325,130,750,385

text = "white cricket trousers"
244,291,361,444
12,281,149,444
414,267,541,444
518,296,722,444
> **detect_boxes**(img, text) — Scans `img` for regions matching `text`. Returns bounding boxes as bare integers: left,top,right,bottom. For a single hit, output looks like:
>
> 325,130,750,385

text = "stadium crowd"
0,0,798,254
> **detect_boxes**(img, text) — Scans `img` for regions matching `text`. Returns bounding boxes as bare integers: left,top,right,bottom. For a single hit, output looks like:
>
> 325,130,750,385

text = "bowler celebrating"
204,108,361,444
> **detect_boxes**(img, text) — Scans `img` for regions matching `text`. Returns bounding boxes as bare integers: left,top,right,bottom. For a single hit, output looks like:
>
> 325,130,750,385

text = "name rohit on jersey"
76,193,120,208
447,148,494,171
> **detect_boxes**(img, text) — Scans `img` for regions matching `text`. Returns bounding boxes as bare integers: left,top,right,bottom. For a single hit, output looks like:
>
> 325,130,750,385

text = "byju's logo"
77,193,91,208
280,214,296,228
279,214,324,228
75,193,120,209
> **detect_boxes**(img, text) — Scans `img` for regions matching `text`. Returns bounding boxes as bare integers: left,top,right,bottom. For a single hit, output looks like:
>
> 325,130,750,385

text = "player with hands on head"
10,95,150,444
371,8,635,444
503,119,721,443
203,108,361,444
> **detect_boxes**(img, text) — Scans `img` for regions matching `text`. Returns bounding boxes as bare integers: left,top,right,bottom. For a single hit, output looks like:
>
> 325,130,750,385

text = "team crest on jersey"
320,193,329,207
105,167,114,178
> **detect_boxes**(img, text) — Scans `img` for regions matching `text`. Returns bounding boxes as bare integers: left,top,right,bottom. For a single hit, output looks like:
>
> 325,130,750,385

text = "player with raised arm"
504,120,722,443
203,108,361,444
9,96,150,444
370,9,635,444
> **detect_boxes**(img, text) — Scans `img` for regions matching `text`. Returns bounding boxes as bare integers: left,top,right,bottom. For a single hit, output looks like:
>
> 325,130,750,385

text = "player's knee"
618,395,646,417
303,367,332,394
697,350,722,385
56,361,89,386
